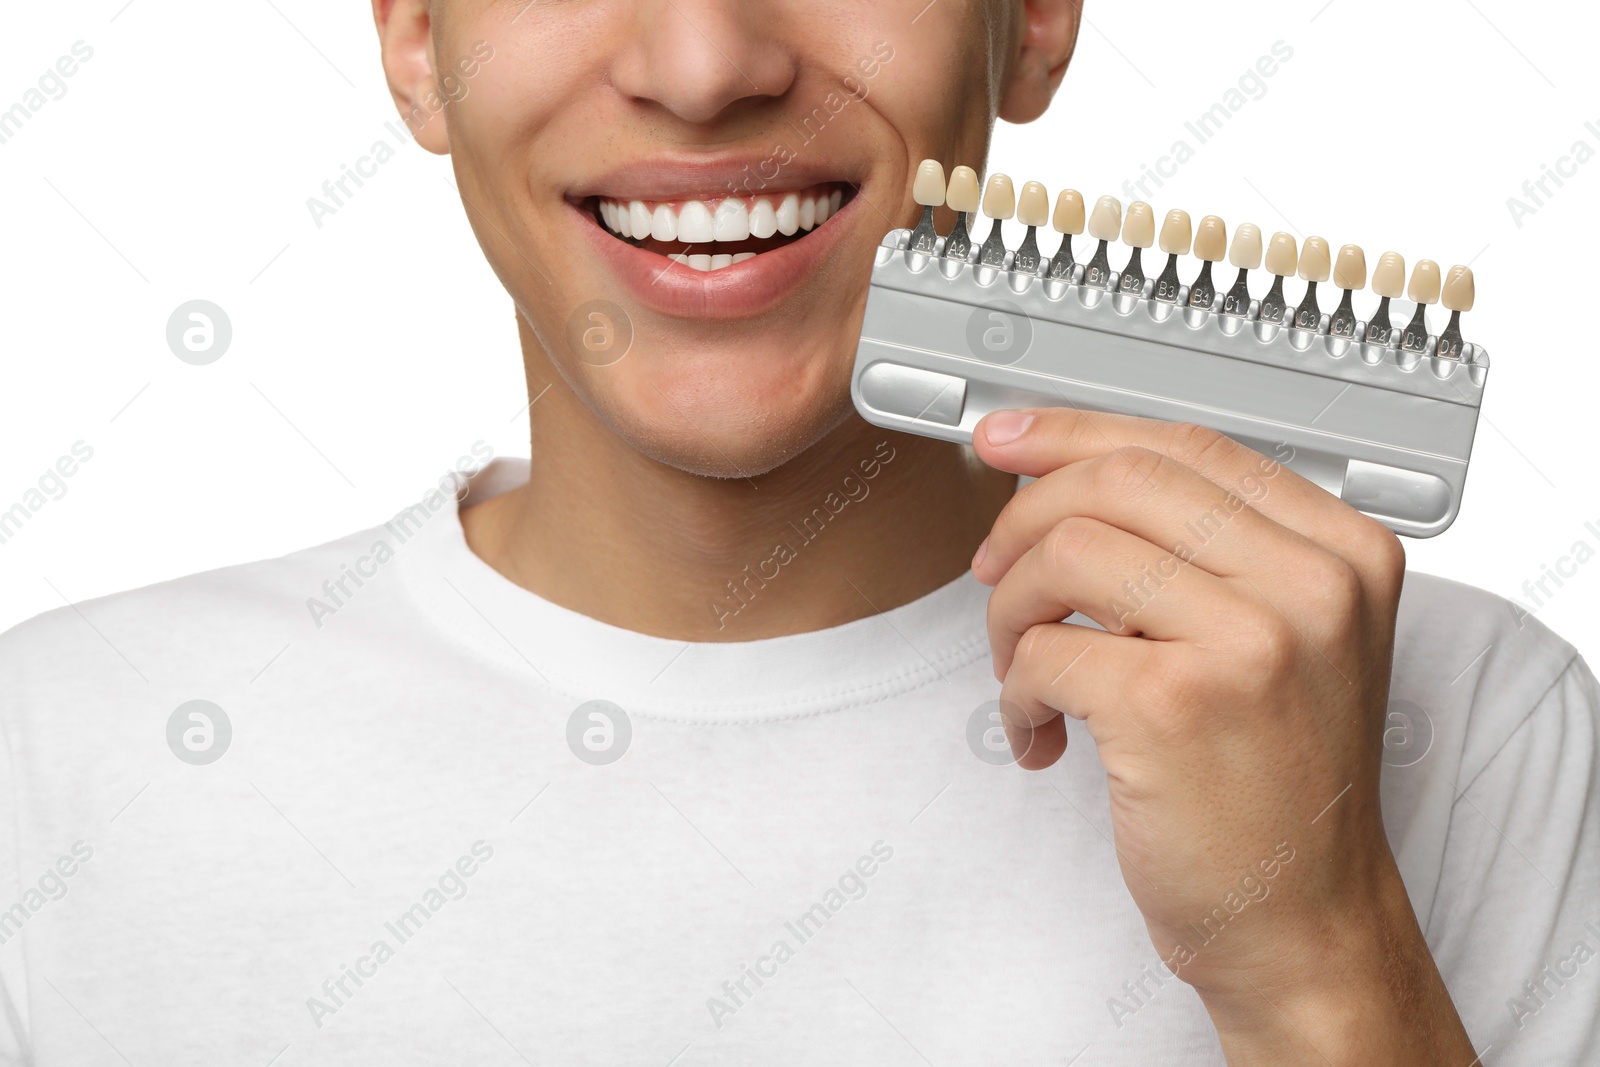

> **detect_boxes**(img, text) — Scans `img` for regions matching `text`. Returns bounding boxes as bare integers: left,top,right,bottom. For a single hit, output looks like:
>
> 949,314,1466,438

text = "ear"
998,0,1082,124
372,0,450,155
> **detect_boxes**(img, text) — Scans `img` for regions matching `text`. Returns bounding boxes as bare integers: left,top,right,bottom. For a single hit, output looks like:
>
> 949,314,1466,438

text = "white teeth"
650,204,676,241
676,200,715,243
749,199,778,239
714,198,750,241
777,194,799,235
597,185,844,257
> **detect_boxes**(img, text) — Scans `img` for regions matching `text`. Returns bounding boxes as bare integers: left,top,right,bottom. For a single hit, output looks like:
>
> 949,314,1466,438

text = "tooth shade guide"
1436,266,1473,359
858,225,1490,540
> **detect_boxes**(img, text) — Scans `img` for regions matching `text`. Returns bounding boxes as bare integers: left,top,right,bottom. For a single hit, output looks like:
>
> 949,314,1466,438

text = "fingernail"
984,410,1034,446
971,537,988,570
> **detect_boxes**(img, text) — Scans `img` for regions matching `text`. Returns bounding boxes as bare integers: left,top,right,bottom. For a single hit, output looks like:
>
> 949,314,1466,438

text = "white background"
2,0,1596,665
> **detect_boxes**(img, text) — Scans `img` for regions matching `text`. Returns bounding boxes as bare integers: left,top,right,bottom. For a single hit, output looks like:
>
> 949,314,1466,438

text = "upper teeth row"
599,188,844,243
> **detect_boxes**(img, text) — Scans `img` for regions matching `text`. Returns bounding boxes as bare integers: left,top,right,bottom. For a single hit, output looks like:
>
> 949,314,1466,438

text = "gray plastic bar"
851,229,1489,538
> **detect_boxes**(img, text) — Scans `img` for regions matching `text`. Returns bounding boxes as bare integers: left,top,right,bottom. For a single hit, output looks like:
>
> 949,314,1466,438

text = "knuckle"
1163,421,1233,468
1095,446,1166,498
1125,656,1204,731
1043,516,1098,573
1355,517,1407,586
1235,612,1295,676
1307,550,1363,608
1013,623,1060,671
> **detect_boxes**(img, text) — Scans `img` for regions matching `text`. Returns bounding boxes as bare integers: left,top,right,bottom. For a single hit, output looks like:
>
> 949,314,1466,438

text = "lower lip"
569,193,860,320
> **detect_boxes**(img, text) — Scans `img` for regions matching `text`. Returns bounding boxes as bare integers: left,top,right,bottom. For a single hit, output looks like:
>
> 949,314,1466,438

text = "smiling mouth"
587,183,852,271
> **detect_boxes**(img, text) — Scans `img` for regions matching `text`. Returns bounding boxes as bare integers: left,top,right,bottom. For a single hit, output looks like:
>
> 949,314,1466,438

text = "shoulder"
1389,569,1586,788
0,521,394,712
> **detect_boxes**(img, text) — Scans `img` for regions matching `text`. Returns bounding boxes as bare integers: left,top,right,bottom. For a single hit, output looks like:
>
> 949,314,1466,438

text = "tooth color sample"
1159,209,1193,255
946,166,981,213
913,160,946,207
1122,202,1155,248
1408,260,1442,304
1373,252,1406,298
1266,232,1299,276
1442,265,1475,311
1052,189,1085,235
1298,237,1331,283
1229,223,1263,269
1087,196,1122,241
982,174,1016,219
1017,182,1050,228
1193,215,1227,262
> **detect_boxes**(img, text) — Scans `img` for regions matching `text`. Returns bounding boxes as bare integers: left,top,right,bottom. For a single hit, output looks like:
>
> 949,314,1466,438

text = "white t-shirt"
2,458,1597,1065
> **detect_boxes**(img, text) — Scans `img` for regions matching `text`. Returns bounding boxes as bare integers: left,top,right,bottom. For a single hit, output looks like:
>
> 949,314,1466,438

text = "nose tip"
610,3,796,125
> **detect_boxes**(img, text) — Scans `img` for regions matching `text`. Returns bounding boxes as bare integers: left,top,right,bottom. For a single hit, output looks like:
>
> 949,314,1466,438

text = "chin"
601,363,859,480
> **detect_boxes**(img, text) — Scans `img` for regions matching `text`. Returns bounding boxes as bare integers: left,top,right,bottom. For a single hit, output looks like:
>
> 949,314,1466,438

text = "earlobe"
373,0,450,155
998,0,1082,124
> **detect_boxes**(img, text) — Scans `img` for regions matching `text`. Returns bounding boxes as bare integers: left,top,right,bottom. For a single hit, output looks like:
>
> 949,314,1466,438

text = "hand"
969,407,1476,1064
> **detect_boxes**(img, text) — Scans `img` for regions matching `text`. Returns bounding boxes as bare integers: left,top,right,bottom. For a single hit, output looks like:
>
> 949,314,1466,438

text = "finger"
986,515,1241,680
974,445,1311,590
995,622,1149,769
971,407,1381,551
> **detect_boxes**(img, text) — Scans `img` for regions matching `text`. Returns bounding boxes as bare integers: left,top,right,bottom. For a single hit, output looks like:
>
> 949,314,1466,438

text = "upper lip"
569,151,864,202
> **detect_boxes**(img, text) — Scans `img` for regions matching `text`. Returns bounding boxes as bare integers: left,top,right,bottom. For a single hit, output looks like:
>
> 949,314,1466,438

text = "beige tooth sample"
1193,215,1227,261
1259,233,1298,323
1334,244,1367,290
1017,182,1050,227
942,165,982,259
983,174,1017,219
1154,209,1193,301
1009,181,1051,272
1265,232,1299,276
1222,223,1262,314
1083,196,1122,287
913,159,946,206
1117,201,1155,293
1408,260,1442,304
1329,244,1367,336
1437,265,1474,358
1048,189,1085,277
907,159,946,252
977,173,1016,265
1367,252,1406,344
1297,236,1331,282
947,166,981,213
1401,260,1441,351
1229,224,1262,268
1160,209,1192,255
1372,252,1406,298
1292,236,1330,329
1443,265,1474,311
1053,189,1086,234
1122,201,1155,247
1187,215,1227,308
1088,195,1122,241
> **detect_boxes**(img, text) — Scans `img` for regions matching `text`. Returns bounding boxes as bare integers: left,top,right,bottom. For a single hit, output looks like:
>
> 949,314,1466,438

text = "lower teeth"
670,252,758,272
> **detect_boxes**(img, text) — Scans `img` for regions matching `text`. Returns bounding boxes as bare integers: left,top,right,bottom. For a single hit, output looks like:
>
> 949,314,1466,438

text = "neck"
460,316,1018,641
